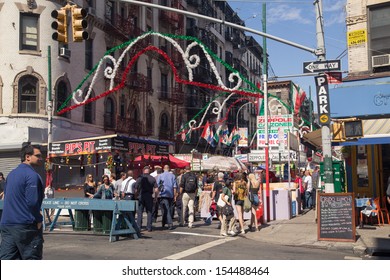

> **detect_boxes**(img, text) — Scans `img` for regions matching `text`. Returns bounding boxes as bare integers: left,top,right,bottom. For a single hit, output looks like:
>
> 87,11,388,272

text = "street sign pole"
315,0,334,193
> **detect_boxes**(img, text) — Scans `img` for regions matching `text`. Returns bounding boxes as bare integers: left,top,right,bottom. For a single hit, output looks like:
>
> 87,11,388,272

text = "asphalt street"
42,219,351,260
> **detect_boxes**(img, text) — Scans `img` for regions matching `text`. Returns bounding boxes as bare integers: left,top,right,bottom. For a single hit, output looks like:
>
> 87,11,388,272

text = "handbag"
217,195,226,207
222,204,234,217
244,196,252,212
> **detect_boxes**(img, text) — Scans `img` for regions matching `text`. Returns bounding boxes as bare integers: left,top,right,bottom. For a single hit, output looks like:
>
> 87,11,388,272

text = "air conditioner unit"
59,47,71,59
88,7,96,16
372,54,390,67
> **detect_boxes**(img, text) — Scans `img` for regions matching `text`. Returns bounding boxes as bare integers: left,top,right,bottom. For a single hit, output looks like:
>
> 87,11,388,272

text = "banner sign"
238,127,248,147
257,114,293,148
248,151,297,162
49,136,170,156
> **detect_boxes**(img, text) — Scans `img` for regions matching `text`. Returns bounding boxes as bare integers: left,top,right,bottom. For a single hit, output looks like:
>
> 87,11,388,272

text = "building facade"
330,0,390,198
0,0,265,186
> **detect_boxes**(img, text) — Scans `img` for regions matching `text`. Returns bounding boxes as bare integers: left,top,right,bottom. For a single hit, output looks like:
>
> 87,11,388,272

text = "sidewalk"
248,209,390,257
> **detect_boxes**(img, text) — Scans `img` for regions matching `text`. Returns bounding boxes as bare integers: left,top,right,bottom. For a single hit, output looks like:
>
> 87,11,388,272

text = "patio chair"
359,197,384,227
379,196,390,224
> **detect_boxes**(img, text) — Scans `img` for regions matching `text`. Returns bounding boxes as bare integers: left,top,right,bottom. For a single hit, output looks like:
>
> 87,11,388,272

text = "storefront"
329,76,390,198
48,134,173,188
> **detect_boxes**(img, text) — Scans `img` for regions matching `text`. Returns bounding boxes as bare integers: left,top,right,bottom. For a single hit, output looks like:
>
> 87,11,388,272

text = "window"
19,75,38,113
161,113,169,129
56,81,70,118
85,39,93,71
146,109,153,133
104,97,115,128
370,4,390,56
83,90,94,124
161,74,168,98
120,94,125,118
20,13,39,51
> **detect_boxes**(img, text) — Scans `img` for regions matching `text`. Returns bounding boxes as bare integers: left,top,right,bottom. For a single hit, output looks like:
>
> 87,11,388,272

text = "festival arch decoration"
56,31,307,138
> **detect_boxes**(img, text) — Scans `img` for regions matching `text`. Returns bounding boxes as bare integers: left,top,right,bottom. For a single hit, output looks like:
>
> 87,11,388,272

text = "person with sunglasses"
0,142,44,259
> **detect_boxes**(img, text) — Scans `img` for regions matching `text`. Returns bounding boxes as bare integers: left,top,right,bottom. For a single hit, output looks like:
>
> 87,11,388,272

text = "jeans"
182,192,195,226
305,190,313,209
137,195,154,231
0,224,43,260
159,197,173,226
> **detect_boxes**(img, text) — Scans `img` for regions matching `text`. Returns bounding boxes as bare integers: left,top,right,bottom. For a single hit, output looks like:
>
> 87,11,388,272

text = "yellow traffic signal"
51,9,68,43
71,6,89,42
332,122,345,142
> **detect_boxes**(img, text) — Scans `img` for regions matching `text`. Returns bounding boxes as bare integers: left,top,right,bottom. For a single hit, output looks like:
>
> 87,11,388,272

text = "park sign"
257,114,293,148
315,75,331,126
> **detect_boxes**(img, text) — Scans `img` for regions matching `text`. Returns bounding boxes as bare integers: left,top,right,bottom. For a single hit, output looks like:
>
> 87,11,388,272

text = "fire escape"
103,6,153,136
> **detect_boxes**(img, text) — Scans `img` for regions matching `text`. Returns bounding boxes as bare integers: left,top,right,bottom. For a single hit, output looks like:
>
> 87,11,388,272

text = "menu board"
318,193,356,242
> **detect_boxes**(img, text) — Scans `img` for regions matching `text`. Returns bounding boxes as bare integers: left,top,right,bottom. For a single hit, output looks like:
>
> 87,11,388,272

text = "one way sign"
303,60,341,73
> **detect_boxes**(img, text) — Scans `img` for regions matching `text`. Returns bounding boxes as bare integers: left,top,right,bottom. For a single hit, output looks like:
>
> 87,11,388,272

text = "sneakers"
188,224,193,228
220,232,228,236
240,229,246,234
229,230,237,236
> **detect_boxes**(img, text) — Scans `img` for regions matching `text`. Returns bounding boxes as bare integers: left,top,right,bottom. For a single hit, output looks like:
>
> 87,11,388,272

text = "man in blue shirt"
157,165,177,230
0,142,44,259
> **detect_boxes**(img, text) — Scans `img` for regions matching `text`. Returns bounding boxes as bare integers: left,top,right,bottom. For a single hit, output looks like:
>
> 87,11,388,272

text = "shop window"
20,13,39,51
19,75,38,113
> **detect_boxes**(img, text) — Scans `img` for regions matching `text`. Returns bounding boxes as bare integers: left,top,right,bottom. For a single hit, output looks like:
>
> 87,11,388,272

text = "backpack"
184,173,197,193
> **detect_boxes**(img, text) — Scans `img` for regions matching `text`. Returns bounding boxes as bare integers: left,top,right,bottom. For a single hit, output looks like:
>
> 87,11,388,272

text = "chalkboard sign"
318,193,356,242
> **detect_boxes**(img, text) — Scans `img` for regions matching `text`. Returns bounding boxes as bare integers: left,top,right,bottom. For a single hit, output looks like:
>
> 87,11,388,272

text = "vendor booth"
47,134,174,188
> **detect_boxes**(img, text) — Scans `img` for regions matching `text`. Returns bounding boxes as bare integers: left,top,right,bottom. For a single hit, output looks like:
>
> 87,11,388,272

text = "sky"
228,0,348,112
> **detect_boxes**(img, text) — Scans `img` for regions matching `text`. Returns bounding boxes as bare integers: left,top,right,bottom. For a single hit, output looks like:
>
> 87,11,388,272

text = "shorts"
235,200,244,206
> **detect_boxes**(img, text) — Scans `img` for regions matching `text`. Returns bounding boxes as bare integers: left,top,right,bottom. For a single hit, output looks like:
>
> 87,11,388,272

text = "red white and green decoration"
56,31,310,146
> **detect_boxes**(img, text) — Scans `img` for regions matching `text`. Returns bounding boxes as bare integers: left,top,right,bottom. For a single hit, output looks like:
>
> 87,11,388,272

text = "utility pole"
46,46,53,187
314,0,334,193
262,2,270,222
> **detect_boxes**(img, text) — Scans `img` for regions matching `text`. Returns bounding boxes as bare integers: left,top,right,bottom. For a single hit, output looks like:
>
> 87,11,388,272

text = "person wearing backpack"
179,165,198,228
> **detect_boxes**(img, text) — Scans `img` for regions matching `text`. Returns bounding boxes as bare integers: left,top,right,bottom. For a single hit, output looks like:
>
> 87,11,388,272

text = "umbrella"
201,156,247,172
132,154,190,169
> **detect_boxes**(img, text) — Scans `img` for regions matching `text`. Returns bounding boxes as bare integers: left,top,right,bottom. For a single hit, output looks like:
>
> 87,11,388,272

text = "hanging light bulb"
69,166,72,170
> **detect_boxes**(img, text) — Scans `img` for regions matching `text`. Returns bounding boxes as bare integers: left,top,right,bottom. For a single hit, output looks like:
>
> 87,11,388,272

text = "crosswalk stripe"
161,236,238,260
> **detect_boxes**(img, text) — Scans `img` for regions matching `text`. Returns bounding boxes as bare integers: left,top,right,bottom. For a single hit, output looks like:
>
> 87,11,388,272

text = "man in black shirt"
134,166,158,232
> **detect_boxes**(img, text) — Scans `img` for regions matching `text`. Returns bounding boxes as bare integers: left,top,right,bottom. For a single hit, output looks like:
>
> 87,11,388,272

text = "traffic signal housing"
332,119,363,142
51,9,68,43
71,6,89,42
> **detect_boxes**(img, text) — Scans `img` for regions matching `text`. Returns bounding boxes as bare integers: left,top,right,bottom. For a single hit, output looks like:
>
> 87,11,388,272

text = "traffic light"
71,6,89,42
332,122,345,142
51,9,68,43
332,119,363,142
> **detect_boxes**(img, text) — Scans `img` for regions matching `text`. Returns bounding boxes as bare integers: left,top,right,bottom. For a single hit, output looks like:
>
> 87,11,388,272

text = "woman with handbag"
232,172,248,234
219,179,236,236
248,173,261,232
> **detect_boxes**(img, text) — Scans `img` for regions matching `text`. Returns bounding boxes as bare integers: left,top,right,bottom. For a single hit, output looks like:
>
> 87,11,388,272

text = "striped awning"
363,118,390,136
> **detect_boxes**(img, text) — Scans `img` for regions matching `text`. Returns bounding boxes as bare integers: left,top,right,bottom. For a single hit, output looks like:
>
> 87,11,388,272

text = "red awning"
133,154,190,169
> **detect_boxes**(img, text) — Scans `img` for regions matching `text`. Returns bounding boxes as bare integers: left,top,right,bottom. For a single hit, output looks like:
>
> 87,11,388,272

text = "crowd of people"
82,164,265,235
